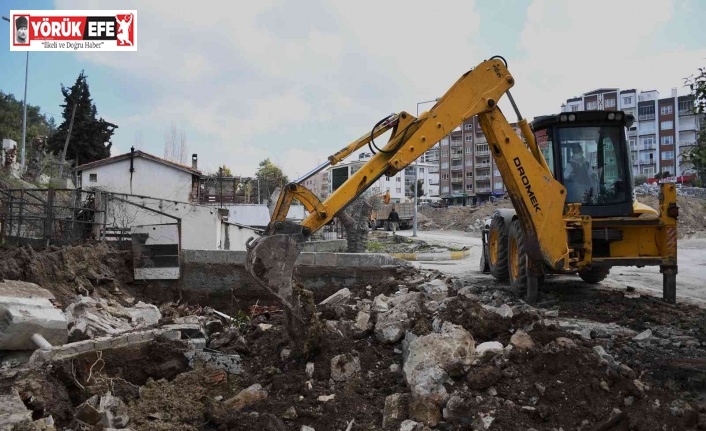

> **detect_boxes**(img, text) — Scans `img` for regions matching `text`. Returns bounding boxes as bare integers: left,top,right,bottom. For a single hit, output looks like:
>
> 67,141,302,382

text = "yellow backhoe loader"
245,56,678,339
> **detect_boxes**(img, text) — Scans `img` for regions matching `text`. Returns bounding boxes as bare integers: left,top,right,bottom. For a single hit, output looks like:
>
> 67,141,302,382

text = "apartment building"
436,117,521,206
562,88,702,177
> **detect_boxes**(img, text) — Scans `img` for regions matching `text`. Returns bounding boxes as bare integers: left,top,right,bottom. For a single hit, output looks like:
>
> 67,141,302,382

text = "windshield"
558,126,629,206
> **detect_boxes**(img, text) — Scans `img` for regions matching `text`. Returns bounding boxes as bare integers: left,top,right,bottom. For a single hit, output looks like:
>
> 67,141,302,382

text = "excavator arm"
245,57,569,338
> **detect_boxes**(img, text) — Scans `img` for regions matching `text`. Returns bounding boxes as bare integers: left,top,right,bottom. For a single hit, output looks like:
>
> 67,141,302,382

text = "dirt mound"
418,199,513,232
419,194,706,236
0,242,136,306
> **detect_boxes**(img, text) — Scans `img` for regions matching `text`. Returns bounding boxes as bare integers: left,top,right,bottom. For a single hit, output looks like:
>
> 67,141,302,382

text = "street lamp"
413,98,440,237
2,15,29,171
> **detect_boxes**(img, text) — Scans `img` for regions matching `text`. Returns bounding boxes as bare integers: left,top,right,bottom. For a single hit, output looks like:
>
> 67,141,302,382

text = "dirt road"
395,229,706,305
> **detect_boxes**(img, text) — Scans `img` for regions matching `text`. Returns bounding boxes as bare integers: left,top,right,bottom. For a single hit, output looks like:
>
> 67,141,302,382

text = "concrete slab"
0,280,68,350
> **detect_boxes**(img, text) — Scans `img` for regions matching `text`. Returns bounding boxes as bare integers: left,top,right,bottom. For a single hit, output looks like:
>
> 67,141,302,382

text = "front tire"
508,219,528,292
488,214,509,280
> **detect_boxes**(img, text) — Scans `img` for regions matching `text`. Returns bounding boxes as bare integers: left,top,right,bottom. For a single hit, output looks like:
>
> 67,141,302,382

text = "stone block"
296,253,316,266
0,280,68,350
314,253,338,267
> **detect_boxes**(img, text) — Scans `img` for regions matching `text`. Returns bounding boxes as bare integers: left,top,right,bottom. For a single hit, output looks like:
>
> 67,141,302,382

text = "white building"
75,149,261,251
75,148,201,202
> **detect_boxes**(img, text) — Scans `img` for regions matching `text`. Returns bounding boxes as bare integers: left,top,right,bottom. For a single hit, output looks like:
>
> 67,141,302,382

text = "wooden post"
45,188,55,244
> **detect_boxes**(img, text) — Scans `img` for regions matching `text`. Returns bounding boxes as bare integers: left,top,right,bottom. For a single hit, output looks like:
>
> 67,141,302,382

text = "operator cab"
531,111,635,217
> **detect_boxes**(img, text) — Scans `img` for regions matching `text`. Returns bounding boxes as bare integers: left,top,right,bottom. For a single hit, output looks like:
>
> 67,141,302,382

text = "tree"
255,158,289,205
683,66,706,181
163,123,188,164
0,91,56,165
409,179,425,198
47,71,117,167
219,164,232,176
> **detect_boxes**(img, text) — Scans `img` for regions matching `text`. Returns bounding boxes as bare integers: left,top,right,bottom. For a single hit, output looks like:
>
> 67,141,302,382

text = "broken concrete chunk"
400,420,422,431
633,329,652,341
373,294,390,313
475,341,504,356
330,354,361,382
317,394,335,402
510,330,535,350
0,388,33,428
65,295,162,341
306,362,315,379
419,279,448,301
472,412,495,430
225,383,268,410
403,322,475,426
497,304,513,318
353,310,373,338
0,280,68,350
319,288,352,307
383,393,410,430
300,426,315,431
184,350,242,375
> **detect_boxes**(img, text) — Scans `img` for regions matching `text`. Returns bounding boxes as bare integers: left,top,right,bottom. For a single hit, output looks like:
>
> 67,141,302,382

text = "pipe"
31,333,52,349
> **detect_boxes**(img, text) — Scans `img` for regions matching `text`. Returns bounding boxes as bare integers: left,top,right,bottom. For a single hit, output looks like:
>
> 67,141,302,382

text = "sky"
1,0,705,180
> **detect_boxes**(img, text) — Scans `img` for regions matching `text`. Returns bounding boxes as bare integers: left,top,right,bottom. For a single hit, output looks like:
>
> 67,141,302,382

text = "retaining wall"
143,250,411,310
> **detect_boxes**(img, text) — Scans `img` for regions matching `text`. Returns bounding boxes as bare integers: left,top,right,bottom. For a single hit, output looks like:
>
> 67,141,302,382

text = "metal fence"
0,188,180,247
0,188,103,246
309,219,347,241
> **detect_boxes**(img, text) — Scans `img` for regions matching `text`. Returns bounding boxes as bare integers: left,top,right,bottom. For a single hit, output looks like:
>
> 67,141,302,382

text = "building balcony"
476,163,490,169
628,129,637,137
451,153,463,159
476,187,491,193
476,175,490,181
638,114,655,121
451,165,463,171
451,178,463,183
475,151,490,157
641,144,656,150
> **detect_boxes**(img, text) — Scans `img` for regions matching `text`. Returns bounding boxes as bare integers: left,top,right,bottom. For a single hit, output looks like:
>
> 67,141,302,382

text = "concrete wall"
81,157,194,202
221,223,261,251
99,194,222,250
143,250,412,309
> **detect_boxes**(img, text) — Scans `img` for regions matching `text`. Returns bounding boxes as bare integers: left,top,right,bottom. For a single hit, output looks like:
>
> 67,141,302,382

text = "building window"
466,172,473,178
441,138,449,146
465,147,471,154
465,124,473,130
464,135,472,142
442,186,449,193
660,105,673,115
419,167,424,173
605,99,616,108
661,151,674,160
571,105,579,112
661,121,673,130
396,176,401,182
466,184,473,190
638,105,655,120
386,176,390,181
465,159,472,166
679,99,693,115
660,135,674,145
441,173,449,180
640,136,656,149
494,169,501,177
476,144,489,153
586,101,598,110
441,149,448,157
639,122,655,134
629,138,636,148
623,96,633,105
89,173,97,182
441,162,449,169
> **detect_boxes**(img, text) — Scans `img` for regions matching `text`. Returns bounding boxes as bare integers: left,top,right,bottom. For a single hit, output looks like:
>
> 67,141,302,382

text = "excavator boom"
245,57,571,335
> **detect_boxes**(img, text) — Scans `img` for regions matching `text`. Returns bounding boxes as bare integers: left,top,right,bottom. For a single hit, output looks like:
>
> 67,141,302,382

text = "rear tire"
578,267,610,284
488,214,509,280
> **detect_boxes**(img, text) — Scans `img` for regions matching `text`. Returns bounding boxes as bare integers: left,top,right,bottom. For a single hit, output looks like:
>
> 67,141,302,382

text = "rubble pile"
2,266,704,431
418,199,512,233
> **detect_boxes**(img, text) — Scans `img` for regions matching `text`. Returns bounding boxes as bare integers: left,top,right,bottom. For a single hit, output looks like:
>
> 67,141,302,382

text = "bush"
634,175,648,186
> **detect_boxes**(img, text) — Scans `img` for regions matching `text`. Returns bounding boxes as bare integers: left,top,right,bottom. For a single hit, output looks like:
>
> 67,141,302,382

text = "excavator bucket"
246,231,307,337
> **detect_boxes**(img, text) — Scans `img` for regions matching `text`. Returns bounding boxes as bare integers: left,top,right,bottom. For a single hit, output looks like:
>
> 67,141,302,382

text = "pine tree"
47,71,117,167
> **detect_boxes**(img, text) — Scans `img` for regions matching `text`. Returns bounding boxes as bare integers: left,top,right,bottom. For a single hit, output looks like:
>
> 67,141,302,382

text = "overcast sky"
2,0,705,179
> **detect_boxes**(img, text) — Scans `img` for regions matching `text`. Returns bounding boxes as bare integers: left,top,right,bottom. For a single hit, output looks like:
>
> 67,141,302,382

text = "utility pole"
2,16,29,172
59,102,79,177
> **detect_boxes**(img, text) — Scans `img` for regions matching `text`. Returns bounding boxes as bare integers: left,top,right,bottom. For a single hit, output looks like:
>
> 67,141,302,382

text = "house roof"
75,150,202,175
